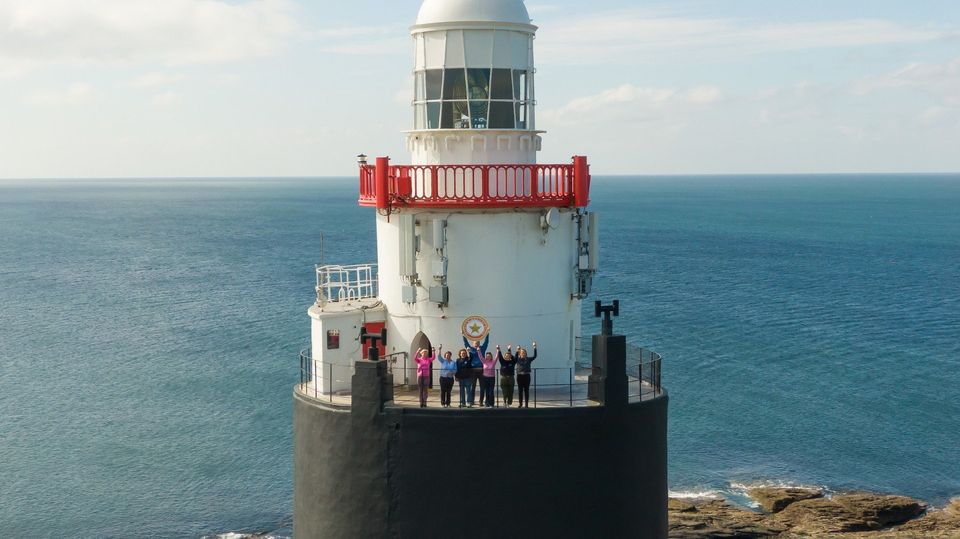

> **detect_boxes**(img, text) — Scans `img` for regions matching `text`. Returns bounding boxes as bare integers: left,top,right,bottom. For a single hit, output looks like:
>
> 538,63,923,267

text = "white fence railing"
316,264,378,305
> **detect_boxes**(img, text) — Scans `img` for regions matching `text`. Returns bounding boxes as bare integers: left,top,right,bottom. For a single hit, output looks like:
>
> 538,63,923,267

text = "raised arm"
529,342,537,361
479,335,490,355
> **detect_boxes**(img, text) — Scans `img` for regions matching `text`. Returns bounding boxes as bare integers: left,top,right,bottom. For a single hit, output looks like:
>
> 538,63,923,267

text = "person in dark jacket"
497,345,517,406
455,348,474,407
515,341,537,408
463,335,488,406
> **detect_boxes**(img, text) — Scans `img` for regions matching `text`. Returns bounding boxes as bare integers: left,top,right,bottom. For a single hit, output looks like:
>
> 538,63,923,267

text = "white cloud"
686,86,723,105
128,72,184,89
0,0,300,74
24,82,95,106
536,10,955,65
312,25,409,56
151,91,182,107
544,83,722,123
852,57,960,105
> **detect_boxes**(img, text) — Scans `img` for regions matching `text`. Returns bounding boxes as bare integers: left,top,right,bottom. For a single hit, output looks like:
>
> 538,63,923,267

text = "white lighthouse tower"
295,3,669,537
309,0,597,387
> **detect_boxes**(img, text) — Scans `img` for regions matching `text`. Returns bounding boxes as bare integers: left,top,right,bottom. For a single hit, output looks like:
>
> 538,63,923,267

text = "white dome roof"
415,0,532,26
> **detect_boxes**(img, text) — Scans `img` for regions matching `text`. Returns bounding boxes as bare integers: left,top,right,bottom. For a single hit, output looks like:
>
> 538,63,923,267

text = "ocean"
0,175,958,537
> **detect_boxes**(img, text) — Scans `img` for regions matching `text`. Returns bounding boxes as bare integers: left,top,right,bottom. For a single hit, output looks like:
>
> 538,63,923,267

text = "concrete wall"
376,209,582,381
294,387,668,538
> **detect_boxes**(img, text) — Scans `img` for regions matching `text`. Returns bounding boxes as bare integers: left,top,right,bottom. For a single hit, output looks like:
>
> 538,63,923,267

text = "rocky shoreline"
669,487,960,538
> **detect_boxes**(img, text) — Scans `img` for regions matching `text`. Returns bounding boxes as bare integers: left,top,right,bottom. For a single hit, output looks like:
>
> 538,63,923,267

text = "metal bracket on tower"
359,326,388,362
594,300,620,336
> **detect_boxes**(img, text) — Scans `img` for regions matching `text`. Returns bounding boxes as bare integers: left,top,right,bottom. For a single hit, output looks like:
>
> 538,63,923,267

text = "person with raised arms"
497,344,517,407
436,345,457,408
515,342,537,408
414,347,435,408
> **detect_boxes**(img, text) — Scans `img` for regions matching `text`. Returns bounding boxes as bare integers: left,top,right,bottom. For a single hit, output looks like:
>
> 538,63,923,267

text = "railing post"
530,166,539,200
573,155,590,207
533,369,538,408
375,156,390,210
569,368,573,407
430,166,439,202
482,166,490,201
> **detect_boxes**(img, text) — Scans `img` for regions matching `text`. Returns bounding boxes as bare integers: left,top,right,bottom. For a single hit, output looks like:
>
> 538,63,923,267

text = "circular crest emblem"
461,315,490,341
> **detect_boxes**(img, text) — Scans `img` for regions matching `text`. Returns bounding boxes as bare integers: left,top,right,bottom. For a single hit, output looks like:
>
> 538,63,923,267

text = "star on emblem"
469,323,482,334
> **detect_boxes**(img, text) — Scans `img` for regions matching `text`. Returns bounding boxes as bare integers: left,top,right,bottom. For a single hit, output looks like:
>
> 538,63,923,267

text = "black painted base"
293,391,668,539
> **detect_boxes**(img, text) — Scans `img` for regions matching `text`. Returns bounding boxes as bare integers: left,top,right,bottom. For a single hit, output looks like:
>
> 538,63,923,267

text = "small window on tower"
326,330,340,350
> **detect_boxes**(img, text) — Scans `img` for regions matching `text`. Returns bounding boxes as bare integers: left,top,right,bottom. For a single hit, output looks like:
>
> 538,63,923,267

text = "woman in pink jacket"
477,345,498,408
414,347,435,408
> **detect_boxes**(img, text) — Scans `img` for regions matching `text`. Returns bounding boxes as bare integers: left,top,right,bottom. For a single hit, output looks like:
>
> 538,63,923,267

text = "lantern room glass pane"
467,68,490,100
414,104,426,129
425,69,443,100
427,102,441,129
415,72,425,101
488,101,514,129
442,68,467,100
515,103,527,130
444,29,465,68
469,101,488,129
490,69,513,100
513,70,527,100
441,101,470,129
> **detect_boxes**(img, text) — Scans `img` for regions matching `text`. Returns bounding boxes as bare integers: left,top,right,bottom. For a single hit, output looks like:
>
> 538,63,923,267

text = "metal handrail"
299,347,663,406
315,264,378,305
626,345,663,400
358,156,591,210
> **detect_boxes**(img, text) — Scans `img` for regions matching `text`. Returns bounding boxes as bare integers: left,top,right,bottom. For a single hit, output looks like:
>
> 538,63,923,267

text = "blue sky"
1,0,958,177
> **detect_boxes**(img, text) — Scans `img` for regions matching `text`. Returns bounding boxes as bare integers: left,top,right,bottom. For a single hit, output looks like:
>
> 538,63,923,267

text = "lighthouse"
294,1,668,537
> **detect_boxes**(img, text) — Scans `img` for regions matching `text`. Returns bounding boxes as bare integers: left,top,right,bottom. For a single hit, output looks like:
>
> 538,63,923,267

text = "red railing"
358,156,591,210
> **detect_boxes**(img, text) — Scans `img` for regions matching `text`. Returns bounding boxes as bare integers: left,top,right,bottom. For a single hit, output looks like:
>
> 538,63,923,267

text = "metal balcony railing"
315,264,378,305
359,156,591,210
297,344,664,408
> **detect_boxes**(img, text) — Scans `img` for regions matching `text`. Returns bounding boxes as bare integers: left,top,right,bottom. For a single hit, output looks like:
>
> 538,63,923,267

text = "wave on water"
668,489,724,500
671,479,835,509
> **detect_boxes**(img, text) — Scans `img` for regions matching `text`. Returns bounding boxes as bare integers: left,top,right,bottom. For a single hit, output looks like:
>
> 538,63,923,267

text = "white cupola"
408,0,541,164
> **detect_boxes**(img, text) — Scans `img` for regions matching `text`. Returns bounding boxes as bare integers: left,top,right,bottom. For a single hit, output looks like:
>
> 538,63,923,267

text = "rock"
893,497,960,538
668,492,956,538
772,494,925,534
669,498,698,513
669,499,784,538
749,487,824,513
835,493,927,527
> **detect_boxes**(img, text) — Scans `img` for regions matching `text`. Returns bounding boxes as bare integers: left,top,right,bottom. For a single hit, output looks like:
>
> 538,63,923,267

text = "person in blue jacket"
463,335,489,406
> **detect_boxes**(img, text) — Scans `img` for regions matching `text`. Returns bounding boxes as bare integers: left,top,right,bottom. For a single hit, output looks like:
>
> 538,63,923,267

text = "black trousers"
517,373,532,407
439,377,454,406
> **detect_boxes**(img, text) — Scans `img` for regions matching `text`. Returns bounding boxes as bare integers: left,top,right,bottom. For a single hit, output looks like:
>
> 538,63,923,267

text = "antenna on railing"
319,232,325,269
360,326,388,362
594,300,620,336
